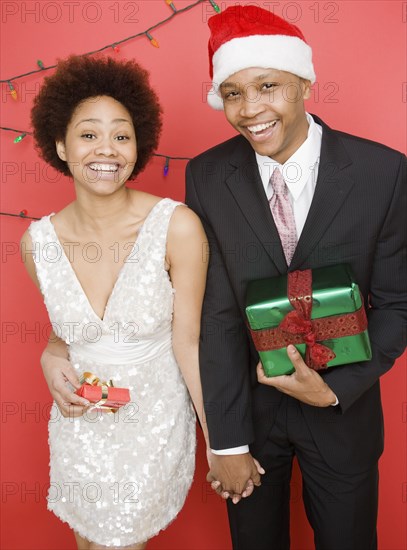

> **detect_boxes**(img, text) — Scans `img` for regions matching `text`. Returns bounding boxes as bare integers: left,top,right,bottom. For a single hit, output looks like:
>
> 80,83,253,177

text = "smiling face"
56,95,137,196
220,68,311,164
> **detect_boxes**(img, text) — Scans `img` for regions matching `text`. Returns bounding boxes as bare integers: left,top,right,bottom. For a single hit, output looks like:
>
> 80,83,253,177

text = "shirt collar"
255,113,322,200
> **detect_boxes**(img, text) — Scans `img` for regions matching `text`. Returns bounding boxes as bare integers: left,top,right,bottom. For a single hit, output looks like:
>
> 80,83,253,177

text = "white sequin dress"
28,198,196,547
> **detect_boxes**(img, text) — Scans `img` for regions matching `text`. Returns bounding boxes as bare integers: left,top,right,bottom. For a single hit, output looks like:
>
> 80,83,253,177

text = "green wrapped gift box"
245,264,372,377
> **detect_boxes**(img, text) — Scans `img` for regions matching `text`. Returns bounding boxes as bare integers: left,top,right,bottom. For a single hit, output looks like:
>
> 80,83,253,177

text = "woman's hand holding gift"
41,333,91,417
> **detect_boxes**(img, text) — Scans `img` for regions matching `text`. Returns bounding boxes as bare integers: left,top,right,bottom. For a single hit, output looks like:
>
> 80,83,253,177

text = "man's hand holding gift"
257,345,338,407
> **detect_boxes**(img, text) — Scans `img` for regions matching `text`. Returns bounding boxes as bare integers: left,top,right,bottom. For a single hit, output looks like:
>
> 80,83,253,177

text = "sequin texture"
29,199,196,547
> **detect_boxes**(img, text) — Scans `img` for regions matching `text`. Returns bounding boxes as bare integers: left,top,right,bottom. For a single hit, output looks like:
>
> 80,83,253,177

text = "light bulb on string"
164,157,170,176
37,60,45,69
209,0,221,13
146,32,159,48
8,81,17,100
112,44,120,54
19,210,28,218
13,133,27,143
165,0,177,12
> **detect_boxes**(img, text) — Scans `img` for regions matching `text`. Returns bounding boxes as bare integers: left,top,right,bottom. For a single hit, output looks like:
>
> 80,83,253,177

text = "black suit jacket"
185,115,406,474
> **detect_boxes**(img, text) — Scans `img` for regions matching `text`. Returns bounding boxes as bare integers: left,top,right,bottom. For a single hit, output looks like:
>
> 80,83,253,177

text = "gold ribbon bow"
80,371,117,413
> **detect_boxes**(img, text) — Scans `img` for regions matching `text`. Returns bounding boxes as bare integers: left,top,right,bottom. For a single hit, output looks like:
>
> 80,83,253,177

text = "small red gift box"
75,372,130,412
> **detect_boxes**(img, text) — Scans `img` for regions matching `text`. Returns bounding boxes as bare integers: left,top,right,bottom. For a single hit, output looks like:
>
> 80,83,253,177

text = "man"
185,5,406,549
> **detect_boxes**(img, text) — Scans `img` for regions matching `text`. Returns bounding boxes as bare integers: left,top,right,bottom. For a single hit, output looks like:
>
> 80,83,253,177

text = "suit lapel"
290,116,355,270
225,138,287,274
223,118,355,273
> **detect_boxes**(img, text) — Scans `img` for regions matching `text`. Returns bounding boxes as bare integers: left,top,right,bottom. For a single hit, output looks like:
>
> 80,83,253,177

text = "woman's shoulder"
167,203,205,240
31,203,76,244
47,203,74,228
130,189,202,234
129,189,181,209
166,204,207,268
129,190,186,220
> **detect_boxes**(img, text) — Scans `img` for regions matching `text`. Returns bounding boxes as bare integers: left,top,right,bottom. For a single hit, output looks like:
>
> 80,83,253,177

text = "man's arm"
323,153,407,412
185,163,254,448
185,162,262,499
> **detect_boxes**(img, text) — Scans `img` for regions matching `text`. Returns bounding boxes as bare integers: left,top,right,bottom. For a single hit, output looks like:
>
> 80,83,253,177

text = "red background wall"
1,1,406,549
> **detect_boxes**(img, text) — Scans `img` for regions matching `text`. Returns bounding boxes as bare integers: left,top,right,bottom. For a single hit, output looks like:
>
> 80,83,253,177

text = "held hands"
206,452,265,504
41,350,90,417
256,345,337,407
206,346,335,503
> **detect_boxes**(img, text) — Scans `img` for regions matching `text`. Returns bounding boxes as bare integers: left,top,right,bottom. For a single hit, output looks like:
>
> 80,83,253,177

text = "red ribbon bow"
248,268,368,371
279,310,336,369
280,269,336,370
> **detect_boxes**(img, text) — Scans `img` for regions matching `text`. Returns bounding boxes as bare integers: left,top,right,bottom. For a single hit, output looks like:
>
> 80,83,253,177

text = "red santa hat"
207,5,316,110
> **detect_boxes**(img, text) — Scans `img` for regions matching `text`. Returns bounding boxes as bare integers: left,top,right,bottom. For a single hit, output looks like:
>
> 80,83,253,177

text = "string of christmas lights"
1,0,222,221
0,0,213,91
0,210,39,221
0,130,193,220
0,126,192,166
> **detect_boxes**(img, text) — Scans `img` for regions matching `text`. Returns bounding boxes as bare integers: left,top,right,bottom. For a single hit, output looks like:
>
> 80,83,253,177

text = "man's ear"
56,140,67,161
302,79,312,100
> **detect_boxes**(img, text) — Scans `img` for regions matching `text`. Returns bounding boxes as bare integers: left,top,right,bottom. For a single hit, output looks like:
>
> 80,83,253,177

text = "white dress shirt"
212,114,337,456
257,112,322,238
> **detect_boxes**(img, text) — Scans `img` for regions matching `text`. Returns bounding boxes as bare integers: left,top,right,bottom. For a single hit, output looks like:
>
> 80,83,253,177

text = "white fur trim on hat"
207,34,316,110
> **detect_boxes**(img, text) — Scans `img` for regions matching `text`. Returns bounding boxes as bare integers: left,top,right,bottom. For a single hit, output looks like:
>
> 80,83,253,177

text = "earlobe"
55,141,67,161
302,80,312,100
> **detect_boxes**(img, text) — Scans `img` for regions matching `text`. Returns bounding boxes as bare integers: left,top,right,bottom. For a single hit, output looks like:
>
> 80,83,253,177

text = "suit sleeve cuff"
211,445,250,455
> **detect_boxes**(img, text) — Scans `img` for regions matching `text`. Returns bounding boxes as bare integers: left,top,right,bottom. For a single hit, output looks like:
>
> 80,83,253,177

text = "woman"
21,55,209,550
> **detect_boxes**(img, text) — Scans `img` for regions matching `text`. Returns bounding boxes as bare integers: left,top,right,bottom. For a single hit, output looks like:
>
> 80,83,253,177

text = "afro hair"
31,55,162,179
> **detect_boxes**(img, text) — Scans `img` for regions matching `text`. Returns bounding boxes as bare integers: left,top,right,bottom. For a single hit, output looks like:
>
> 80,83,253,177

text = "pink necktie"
269,168,297,265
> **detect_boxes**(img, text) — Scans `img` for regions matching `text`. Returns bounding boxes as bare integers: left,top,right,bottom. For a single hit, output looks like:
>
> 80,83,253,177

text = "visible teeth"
248,121,277,133
89,163,119,172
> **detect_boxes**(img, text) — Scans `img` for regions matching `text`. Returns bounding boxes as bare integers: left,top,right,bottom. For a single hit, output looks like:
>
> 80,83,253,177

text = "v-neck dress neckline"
47,198,166,324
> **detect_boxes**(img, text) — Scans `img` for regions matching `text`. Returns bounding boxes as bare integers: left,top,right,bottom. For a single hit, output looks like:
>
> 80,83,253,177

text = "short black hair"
31,55,162,179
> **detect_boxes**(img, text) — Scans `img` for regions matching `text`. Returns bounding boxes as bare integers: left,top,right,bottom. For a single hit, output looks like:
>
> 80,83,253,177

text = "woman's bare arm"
21,229,89,417
166,206,210,448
